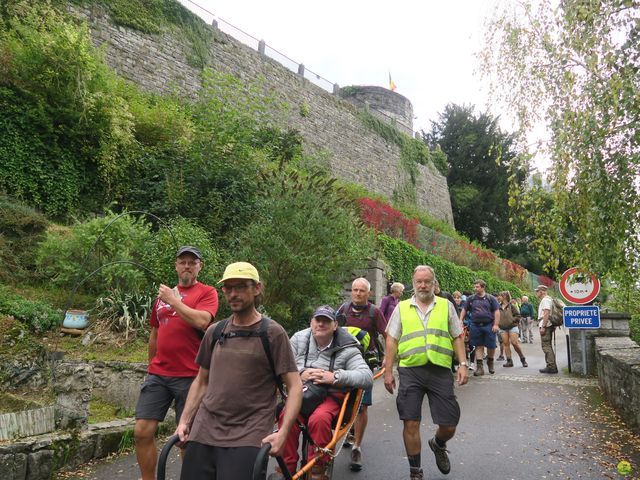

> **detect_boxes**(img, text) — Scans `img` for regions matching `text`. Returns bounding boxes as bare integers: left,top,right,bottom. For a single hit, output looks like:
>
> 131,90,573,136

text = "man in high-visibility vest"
383,265,468,480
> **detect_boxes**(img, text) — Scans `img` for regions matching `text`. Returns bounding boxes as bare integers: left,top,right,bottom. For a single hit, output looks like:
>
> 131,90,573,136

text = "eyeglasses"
177,260,200,267
221,282,252,294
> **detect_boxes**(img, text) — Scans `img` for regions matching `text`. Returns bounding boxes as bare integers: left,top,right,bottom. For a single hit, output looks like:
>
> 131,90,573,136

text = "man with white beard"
383,265,468,480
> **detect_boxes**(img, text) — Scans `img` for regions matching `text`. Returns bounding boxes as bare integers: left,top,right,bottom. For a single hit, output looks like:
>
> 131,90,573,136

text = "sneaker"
350,447,363,471
467,363,475,371
410,467,424,480
497,355,505,361
344,432,355,448
428,437,451,475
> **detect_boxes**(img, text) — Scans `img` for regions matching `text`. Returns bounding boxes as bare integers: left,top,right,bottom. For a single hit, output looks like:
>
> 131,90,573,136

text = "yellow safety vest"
397,298,454,368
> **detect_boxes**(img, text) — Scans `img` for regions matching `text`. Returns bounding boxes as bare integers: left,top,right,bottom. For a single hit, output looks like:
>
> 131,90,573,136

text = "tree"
424,104,527,254
481,0,640,290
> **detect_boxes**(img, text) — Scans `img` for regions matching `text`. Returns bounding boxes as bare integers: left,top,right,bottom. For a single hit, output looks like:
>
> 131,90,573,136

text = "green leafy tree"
233,166,375,331
425,104,527,252
481,0,640,290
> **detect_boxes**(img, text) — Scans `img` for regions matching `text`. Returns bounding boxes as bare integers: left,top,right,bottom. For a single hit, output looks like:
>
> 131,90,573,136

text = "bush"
35,211,152,294
0,195,49,282
93,288,154,340
0,285,60,332
141,216,220,287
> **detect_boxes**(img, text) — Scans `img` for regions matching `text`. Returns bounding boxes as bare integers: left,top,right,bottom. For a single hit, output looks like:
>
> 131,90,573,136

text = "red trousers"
279,393,344,474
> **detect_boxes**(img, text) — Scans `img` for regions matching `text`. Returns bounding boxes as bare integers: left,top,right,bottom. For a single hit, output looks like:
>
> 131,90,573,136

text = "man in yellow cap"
176,262,303,479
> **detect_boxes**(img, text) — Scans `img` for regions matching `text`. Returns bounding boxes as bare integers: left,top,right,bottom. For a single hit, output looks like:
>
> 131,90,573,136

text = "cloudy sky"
178,0,505,135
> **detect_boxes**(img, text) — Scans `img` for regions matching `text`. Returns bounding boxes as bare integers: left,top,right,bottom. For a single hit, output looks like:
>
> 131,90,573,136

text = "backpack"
550,298,565,327
211,317,285,397
336,302,376,327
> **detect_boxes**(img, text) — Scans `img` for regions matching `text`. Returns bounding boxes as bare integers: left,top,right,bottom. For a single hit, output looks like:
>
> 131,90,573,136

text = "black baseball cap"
176,246,202,260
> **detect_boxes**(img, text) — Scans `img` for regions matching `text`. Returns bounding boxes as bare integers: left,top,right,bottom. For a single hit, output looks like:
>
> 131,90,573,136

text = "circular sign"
559,268,600,304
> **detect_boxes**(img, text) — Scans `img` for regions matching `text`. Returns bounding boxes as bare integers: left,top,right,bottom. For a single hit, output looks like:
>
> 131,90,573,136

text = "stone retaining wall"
67,3,454,225
595,337,640,433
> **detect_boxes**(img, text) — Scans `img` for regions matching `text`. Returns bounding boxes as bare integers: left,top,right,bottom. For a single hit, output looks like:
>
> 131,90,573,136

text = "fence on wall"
177,0,406,131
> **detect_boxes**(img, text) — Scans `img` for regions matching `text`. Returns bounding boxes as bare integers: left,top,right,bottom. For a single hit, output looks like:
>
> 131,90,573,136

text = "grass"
53,335,148,363
88,397,134,424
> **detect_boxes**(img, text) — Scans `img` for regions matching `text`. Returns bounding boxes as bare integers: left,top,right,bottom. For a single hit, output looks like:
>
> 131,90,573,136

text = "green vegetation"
0,286,61,332
88,396,133,424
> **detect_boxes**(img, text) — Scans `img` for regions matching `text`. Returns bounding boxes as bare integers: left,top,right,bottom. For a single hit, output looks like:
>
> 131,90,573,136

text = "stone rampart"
68,4,454,225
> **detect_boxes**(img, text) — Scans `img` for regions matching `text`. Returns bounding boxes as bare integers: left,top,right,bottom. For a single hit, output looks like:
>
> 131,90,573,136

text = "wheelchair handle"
157,434,181,480
252,442,293,480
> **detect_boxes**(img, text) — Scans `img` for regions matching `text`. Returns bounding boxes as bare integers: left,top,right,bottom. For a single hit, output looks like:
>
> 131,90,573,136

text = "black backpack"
336,302,376,327
210,317,285,397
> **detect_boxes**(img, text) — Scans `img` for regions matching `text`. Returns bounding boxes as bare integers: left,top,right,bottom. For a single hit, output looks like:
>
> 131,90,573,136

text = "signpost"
558,268,601,375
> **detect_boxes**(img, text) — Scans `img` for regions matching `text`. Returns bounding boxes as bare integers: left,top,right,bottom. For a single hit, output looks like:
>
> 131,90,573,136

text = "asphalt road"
70,331,640,480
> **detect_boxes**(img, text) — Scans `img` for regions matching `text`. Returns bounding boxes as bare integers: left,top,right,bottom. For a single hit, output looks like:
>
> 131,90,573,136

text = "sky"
177,0,504,135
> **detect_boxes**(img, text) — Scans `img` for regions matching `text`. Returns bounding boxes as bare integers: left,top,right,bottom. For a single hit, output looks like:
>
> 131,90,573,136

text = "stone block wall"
68,4,454,225
568,313,631,375
594,337,640,433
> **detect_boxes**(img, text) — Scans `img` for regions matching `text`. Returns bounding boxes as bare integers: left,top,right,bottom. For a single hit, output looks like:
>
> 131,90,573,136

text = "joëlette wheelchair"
157,369,384,480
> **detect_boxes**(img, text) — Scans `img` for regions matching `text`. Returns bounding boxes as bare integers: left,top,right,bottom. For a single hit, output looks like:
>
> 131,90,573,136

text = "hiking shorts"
135,374,193,423
361,386,373,406
396,364,460,426
469,322,497,349
181,442,260,479
499,326,519,334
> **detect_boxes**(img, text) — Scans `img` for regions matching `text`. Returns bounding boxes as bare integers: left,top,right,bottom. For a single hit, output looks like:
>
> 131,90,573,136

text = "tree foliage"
481,0,640,289
424,104,527,253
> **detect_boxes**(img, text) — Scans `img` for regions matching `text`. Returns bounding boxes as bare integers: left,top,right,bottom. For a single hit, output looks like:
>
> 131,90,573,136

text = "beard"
416,290,434,303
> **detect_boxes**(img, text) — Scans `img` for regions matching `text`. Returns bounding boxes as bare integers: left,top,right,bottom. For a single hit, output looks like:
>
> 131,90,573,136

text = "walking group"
132,246,558,480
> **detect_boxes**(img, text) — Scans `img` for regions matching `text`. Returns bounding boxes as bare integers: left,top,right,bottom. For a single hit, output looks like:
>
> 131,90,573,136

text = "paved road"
69,331,640,479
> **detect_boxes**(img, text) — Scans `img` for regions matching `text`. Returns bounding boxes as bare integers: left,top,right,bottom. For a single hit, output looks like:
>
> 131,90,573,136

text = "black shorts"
396,364,460,426
180,441,260,480
135,374,193,423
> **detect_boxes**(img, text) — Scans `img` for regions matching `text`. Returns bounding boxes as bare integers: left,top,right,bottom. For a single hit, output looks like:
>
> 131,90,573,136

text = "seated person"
271,306,373,480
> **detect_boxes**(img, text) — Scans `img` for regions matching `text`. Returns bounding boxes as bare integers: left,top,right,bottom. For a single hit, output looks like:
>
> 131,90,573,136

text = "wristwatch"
459,362,468,368
333,371,340,384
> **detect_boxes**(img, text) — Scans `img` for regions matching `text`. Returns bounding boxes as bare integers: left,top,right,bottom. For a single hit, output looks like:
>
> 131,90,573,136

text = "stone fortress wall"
69,4,454,225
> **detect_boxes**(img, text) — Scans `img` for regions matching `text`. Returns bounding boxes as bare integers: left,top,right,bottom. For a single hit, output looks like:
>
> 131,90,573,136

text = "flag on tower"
389,73,397,92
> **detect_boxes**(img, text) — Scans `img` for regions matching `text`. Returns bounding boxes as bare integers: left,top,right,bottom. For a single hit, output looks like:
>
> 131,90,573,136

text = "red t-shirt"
148,282,219,377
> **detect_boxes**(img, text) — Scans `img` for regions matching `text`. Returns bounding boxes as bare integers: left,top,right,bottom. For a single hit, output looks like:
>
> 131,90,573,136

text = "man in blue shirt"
459,279,500,376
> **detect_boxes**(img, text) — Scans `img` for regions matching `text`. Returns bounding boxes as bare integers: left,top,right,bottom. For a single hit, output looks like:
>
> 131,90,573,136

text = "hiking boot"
487,357,495,374
520,357,528,367
473,359,484,376
497,355,505,361
539,367,558,374
350,447,363,471
503,358,514,367
410,467,424,480
428,437,451,475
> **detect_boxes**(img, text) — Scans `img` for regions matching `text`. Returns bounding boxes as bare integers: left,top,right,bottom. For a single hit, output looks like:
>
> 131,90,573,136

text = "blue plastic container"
63,310,89,329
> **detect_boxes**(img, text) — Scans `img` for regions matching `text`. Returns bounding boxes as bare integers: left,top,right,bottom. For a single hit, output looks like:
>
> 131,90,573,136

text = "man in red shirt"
134,246,218,480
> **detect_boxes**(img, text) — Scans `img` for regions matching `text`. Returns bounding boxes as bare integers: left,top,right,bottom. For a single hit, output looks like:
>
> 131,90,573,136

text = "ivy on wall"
379,234,525,297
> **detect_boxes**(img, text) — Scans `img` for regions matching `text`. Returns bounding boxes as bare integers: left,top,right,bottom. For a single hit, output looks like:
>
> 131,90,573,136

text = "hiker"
269,306,373,480
176,262,303,479
133,246,218,480
383,265,468,480
459,279,500,376
535,285,558,374
497,291,528,368
519,295,535,343
380,282,405,321
336,277,387,471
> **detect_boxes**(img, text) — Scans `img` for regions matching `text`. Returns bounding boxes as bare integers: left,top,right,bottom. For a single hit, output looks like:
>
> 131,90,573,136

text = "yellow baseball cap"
218,262,260,283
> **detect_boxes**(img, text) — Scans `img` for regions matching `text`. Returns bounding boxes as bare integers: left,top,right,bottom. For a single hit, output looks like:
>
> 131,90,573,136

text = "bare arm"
158,284,212,330
262,371,303,457
175,367,209,442
453,335,468,385
492,308,500,332
459,307,467,324
383,334,399,394
148,327,158,362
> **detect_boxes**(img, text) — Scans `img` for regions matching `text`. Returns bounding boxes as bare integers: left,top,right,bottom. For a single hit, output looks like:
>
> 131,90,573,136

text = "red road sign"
559,268,600,304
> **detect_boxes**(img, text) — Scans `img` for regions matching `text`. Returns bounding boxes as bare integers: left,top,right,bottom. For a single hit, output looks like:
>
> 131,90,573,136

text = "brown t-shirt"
188,316,297,448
